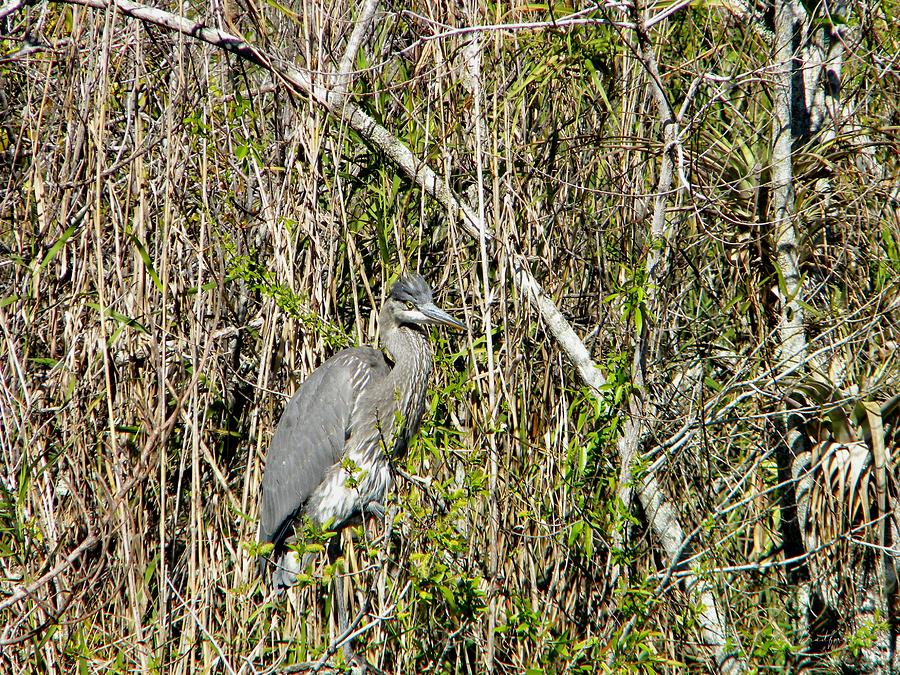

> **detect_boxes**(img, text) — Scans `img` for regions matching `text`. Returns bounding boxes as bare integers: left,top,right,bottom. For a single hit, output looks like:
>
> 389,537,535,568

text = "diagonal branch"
0,0,30,21
34,0,488,241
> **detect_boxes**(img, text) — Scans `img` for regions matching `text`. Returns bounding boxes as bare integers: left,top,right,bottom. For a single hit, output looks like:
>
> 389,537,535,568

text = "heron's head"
386,273,464,330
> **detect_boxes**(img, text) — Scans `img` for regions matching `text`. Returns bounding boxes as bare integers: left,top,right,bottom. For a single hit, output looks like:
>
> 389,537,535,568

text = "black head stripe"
389,273,432,304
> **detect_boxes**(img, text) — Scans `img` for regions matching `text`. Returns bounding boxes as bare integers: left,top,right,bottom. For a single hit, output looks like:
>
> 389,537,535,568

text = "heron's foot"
271,550,313,591
364,500,386,521
364,503,398,548
348,654,369,675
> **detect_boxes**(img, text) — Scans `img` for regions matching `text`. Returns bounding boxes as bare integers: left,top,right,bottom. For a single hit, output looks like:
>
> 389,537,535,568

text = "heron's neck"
382,325,433,390
379,311,434,433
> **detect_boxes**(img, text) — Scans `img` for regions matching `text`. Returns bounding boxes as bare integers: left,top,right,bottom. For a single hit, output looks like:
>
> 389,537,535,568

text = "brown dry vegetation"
1,0,900,673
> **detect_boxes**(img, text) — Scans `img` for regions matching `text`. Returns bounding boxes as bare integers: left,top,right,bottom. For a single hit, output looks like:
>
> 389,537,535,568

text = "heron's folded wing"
259,347,389,546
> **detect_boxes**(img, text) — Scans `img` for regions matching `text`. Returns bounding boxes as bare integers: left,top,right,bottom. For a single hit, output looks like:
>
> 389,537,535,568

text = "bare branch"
333,0,379,100
772,0,807,374
512,253,606,392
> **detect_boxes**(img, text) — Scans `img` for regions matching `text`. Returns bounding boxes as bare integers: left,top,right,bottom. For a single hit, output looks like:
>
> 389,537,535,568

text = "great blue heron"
258,273,464,590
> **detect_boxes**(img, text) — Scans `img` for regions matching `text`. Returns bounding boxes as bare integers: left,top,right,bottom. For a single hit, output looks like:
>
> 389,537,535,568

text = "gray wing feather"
259,346,389,546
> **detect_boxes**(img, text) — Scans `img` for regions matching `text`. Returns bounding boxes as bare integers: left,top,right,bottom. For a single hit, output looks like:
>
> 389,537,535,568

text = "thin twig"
166,576,239,675
0,0,31,21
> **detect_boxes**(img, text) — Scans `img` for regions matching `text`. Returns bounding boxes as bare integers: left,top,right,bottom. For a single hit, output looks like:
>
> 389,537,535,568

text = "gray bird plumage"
259,273,463,589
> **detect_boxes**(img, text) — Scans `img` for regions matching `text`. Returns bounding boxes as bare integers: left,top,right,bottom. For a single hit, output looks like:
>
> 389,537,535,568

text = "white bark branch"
333,0,379,100
512,253,606,392
40,0,489,244
772,0,807,375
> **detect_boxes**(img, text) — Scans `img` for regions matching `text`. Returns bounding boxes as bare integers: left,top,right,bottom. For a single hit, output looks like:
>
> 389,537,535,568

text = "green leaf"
39,224,77,270
130,235,164,293
87,303,150,336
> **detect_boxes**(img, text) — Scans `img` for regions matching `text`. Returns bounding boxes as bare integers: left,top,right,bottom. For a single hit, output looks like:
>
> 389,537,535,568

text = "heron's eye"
405,301,415,311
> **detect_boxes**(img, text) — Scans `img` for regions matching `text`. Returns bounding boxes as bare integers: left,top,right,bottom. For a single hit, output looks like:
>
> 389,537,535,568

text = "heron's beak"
419,302,465,330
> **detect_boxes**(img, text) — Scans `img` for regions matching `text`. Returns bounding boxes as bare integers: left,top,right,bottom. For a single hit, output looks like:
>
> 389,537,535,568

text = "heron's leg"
334,572,355,664
326,535,356,665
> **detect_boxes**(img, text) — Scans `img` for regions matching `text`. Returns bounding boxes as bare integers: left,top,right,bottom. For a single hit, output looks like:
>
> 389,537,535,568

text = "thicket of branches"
1,0,899,672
